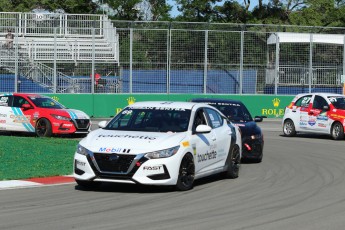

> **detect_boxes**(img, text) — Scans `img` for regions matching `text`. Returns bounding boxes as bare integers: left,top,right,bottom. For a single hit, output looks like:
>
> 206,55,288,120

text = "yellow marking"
182,141,190,147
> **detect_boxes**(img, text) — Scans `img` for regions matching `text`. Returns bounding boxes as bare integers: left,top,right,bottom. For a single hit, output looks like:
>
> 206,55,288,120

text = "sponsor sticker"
308,117,316,126
98,147,123,153
197,150,217,162
142,165,164,174
182,141,190,147
75,159,86,168
98,134,157,140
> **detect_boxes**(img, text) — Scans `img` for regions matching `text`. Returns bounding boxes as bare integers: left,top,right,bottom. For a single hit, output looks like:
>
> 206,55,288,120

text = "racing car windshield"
213,103,252,122
29,97,65,109
328,96,345,110
105,107,191,132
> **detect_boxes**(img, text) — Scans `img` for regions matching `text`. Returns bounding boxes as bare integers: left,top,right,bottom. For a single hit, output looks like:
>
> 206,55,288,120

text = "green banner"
46,94,294,118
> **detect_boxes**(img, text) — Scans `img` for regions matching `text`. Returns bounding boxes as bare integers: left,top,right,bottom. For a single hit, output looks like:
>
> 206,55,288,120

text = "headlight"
144,146,180,159
51,114,70,121
76,144,91,156
251,133,262,140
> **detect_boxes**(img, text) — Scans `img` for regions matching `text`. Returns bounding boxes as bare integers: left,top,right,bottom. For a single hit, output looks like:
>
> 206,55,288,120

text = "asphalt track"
1,119,345,230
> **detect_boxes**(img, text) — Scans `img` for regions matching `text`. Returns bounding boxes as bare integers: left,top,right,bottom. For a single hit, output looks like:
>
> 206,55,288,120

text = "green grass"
0,135,79,180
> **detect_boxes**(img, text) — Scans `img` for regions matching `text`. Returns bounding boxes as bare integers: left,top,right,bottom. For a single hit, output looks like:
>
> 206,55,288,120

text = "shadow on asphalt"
279,133,333,140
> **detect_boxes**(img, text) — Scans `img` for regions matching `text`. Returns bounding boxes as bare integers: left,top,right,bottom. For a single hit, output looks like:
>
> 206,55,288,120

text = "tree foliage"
0,0,98,13
1,0,345,27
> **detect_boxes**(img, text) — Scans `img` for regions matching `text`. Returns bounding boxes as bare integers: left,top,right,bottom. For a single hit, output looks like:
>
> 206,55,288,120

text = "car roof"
191,98,244,105
295,93,344,97
127,101,211,110
0,93,43,98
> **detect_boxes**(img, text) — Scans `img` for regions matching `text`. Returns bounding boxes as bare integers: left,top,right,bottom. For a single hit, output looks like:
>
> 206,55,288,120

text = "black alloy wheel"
35,118,52,137
224,144,240,179
176,154,195,191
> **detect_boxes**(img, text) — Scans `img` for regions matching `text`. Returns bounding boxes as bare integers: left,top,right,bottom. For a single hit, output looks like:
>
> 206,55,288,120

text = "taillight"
244,143,251,151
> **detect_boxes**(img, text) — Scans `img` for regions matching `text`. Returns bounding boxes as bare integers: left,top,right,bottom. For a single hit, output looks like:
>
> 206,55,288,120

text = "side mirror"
98,120,107,128
21,104,32,110
254,116,263,122
323,105,330,111
195,124,212,134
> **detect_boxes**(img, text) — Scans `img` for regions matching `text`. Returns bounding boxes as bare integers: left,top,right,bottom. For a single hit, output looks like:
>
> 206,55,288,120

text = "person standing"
5,29,14,49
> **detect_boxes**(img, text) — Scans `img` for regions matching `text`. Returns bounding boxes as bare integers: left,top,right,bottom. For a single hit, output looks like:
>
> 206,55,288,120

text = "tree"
213,1,251,23
174,0,222,22
289,0,345,27
149,0,172,21
0,0,98,13
250,0,306,24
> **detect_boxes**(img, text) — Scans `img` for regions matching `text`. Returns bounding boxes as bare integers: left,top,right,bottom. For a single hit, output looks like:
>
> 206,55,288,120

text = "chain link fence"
1,13,345,95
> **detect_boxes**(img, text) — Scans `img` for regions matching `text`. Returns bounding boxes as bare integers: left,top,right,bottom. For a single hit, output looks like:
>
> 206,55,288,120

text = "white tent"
267,32,345,45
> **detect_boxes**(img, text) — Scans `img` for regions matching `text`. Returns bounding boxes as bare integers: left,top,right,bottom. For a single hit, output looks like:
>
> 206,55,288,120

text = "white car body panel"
74,101,242,187
283,93,345,136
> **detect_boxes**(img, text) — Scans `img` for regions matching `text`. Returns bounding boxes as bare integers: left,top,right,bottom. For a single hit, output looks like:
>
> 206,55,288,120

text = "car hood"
64,109,90,119
80,129,188,154
233,121,261,136
45,108,89,119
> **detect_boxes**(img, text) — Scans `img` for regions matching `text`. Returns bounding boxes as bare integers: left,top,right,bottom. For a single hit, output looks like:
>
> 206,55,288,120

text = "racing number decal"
301,97,311,107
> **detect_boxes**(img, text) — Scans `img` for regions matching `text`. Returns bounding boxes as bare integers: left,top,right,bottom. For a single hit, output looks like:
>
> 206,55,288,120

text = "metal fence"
1,13,345,95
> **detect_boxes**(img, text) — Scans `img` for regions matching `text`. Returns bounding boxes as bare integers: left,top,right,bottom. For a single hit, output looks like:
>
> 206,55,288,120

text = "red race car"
0,93,91,137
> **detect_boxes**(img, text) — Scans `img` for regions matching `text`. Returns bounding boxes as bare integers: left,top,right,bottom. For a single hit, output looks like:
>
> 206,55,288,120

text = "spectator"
4,30,14,49
90,72,101,85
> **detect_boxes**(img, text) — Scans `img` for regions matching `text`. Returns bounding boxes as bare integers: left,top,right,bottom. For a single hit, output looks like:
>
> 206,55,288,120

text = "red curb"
24,176,75,185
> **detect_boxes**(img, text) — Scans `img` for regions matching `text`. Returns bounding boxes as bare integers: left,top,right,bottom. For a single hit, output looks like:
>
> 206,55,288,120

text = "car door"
309,95,330,133
9,95,35,132
190,108,217,175
204,108,231,168
0,95,13,131
291,94,313,131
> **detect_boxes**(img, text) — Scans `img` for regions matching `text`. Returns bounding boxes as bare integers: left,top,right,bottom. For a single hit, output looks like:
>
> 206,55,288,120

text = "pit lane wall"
45,94,294,118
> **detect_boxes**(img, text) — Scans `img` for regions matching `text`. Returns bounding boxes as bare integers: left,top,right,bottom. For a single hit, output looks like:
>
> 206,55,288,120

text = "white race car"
74,101,242,191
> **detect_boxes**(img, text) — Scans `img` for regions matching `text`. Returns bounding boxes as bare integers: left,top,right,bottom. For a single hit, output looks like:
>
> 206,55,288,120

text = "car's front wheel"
175,153,195,191
283,119,296,137
35,118,52,137
331,122,344,140
223,144,240,179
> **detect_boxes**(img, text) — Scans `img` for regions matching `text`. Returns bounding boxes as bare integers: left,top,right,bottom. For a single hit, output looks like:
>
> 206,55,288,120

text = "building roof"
267,32,345,45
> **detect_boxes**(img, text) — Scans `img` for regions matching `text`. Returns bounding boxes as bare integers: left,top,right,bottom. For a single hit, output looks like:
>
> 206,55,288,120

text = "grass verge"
0,135,79,180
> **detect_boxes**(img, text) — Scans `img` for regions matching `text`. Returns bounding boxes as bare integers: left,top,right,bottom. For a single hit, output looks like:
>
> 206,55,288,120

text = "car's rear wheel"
223,144,240,179
175,153,195,191
283,119,296,137
75,179,101,189
35,118,52,137
331,122,344,140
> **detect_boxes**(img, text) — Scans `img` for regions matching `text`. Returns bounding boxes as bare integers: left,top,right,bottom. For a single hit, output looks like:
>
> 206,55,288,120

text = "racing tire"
283,119,296,137
223,144,240,179
35,118,52,137
175,153,195,191
331,122,344,140
75,179,101,189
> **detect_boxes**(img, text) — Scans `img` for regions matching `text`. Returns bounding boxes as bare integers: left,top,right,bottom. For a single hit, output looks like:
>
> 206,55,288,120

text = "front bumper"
241,138,263,159
52,119,91,134
73,152,180,186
